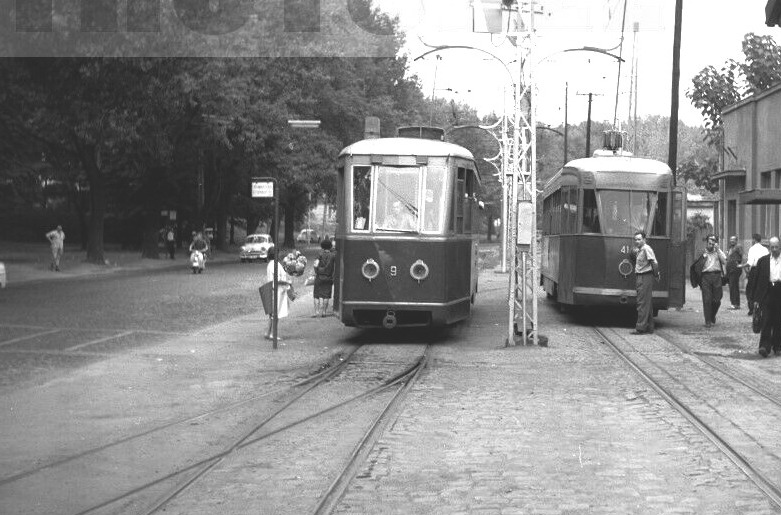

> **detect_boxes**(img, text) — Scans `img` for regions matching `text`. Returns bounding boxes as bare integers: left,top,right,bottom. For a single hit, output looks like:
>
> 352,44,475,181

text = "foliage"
686,212,712,240
0,0,428,253
686,33,781,139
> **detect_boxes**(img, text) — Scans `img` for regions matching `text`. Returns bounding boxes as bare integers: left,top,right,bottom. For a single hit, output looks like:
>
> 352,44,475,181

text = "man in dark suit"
752,236,781,358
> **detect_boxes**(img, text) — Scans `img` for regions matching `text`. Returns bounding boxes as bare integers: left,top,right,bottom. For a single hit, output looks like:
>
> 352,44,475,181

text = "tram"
540,132,687,314
334,126,482,329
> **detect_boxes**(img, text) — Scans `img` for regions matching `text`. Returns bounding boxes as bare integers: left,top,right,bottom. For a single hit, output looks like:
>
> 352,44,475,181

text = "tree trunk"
141,210,161,259
229,217,235,245
215,210,227,251
486,213,494,242
283,200,296,248
75,139,106,264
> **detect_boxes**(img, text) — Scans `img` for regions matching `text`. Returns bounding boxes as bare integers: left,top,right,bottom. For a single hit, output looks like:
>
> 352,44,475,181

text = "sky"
374,0,779,128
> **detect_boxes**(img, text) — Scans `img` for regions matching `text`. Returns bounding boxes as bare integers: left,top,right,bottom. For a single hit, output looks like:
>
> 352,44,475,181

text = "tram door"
668,188,687,307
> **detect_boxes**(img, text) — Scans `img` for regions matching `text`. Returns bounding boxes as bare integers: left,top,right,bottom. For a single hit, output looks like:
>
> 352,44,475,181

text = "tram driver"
383,201,416,231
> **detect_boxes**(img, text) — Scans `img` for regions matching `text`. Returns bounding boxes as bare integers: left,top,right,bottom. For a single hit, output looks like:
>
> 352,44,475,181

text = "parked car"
239,234,274,263
296,229,319,243
0,262,5,288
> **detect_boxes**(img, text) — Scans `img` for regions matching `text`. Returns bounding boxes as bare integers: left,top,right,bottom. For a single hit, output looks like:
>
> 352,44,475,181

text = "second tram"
540,135,687,313
334,127,482,329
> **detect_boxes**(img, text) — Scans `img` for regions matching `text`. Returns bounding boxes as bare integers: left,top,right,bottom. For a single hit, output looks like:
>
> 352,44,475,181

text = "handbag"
259,282,274,315
752,303,764,334
286,286,298,302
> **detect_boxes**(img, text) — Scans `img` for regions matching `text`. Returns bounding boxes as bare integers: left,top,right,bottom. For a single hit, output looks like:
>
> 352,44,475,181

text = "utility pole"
668,0,684,185
563,82,568,166
578,92,602,157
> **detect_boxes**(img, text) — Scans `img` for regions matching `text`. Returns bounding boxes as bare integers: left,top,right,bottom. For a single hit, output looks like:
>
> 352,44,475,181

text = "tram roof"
338,138,475,161
563,156,672,175
544,156,673,195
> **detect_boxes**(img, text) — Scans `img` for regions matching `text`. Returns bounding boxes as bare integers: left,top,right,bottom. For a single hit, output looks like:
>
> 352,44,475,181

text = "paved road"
0,260,277,390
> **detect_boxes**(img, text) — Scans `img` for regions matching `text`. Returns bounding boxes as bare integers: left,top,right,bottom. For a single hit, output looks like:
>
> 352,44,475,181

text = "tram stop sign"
251,179,275,199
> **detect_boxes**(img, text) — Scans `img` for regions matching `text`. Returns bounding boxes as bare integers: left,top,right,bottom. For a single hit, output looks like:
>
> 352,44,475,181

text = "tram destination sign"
251,178,275,199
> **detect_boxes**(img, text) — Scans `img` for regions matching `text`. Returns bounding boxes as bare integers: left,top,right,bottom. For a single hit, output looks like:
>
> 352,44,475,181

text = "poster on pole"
251,179,275,199
517,200,533,246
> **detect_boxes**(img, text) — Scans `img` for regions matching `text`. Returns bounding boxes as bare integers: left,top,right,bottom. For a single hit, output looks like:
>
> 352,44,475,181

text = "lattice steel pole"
506,0,539,347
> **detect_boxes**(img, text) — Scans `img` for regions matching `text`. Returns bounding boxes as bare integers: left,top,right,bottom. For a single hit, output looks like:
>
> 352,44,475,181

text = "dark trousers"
635,273,654,332
166,241,176,259
700,272,723,324
760,284,781,353
727,269,742,307
746,268,758,313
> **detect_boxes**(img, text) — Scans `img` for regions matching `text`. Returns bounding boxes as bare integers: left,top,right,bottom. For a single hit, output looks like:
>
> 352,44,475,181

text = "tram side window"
582,189,601,233
455,167,466,233
465,169,475,233
650,192,668,236
562,186,578,234
552,190,562,234
353,166,371,231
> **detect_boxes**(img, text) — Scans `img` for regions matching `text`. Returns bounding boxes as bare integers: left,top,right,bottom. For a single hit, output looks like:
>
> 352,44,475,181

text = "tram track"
0,345,363,488
594,326,781,510
655,328,781,410
0,341,432,515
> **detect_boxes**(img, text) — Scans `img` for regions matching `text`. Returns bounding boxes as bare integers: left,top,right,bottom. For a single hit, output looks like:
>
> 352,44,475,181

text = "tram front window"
599,191,660,236
375,166,420,232
423,166,446,233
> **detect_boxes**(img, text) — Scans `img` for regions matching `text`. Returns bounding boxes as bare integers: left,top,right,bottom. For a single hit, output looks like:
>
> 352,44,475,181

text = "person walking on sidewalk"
698,234,727,328
725,235,744,310
165,225,176,259
45,225,65,272
312,238,335,317
630,231,659,335
744,233,769,316
752,236,781,358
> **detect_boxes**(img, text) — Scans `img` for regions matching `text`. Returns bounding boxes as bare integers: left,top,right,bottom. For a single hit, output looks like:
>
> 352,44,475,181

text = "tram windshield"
598,191,667,236
351,165,450,233
375,166,420,232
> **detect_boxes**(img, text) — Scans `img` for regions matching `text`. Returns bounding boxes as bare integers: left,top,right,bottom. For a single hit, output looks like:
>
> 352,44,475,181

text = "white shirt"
770,255,781,283
747,242,770,268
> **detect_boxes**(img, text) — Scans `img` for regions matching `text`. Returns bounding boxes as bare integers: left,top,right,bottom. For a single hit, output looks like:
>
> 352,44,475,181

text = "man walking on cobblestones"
698,235,727,328
631,231,659,335
725,235,743,309
744,233,769,316
752,237,781,358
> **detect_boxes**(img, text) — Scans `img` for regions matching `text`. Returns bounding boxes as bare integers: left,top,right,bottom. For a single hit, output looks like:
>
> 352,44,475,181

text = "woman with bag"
262,247,294,340
312,238,335,317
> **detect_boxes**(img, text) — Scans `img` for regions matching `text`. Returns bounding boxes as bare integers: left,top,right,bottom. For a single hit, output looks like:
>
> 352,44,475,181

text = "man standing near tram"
631,231,660,335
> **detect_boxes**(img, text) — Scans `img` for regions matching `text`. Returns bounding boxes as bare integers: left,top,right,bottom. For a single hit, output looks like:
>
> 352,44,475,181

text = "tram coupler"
382,310,398,329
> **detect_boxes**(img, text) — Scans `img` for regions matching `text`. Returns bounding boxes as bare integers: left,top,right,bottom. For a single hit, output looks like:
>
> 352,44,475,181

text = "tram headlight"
410,259,430,283
361,258,380,282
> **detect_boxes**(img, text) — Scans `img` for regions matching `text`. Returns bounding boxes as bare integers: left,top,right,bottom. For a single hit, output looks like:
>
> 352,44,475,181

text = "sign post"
252,177,279,349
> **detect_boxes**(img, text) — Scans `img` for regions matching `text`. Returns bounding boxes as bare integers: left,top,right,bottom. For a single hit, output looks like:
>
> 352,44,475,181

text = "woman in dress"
312,238,335,317
265,247,291,340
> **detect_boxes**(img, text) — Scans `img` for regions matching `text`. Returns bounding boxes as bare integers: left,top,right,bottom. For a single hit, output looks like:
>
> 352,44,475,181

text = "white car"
240,234,274,263
296,229,319,243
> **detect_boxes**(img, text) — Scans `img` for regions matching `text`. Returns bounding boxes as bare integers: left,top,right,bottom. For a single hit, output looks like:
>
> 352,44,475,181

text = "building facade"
715,82,781,246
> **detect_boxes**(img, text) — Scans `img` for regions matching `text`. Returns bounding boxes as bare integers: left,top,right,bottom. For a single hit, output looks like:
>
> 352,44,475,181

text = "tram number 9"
389,266,398,277
620,245,632,254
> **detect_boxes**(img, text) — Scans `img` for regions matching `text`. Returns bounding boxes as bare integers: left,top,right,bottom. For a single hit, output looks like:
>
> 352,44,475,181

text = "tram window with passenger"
353,166,371,231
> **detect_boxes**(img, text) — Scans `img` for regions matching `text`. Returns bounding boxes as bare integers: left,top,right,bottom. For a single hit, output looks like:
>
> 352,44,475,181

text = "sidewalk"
0,241,243,286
